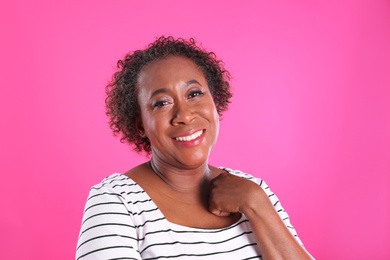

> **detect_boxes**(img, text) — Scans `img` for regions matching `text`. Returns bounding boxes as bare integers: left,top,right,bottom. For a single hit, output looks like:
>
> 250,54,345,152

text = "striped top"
76,168,303,260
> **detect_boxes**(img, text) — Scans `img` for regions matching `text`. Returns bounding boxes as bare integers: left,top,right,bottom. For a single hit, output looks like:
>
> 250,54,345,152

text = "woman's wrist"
241,187,275,220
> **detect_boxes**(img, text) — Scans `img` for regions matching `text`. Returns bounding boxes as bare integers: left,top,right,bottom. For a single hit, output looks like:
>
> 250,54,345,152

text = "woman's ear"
135,116,146,138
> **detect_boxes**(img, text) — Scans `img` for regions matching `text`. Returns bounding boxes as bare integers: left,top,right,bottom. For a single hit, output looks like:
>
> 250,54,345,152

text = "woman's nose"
171,101,196,125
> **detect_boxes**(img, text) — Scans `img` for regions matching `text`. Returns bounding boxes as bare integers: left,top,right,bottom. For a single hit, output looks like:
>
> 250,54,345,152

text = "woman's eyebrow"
150,88,169,99
149,80,202,99
183,79,201,87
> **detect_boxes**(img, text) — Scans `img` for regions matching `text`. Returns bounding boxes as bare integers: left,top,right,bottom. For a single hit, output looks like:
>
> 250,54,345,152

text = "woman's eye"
152,100,170,108
188,90,204,99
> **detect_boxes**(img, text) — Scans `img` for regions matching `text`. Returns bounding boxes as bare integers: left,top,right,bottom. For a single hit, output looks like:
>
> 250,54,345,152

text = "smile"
174,130,204,142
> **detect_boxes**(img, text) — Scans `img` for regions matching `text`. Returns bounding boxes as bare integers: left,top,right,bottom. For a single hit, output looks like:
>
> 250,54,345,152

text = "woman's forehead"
137,56,206,87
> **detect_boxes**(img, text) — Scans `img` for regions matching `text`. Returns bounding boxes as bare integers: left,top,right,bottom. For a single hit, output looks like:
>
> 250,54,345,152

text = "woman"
76,36,313,259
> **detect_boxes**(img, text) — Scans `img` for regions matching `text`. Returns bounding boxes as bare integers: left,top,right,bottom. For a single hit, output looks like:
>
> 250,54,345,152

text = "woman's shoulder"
85,172,151,214
218,167,255,178
91,163,149,192
88,173,142,197
218,167,269,189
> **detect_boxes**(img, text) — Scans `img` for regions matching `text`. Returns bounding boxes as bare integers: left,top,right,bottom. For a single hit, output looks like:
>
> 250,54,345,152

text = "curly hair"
105,36,232,154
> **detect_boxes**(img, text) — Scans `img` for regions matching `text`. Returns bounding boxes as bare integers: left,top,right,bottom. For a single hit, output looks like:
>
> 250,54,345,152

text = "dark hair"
105,36,232,153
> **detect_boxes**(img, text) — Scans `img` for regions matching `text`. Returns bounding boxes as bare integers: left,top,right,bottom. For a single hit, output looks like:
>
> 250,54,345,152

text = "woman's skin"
125,56,312,259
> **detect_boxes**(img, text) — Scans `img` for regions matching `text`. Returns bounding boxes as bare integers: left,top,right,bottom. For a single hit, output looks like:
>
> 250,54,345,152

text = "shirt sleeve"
258,178,304,246
76,185,142,260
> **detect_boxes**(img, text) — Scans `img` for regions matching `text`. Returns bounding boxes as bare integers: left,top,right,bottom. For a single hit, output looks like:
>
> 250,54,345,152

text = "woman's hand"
209,172,313,259
208,172,269,217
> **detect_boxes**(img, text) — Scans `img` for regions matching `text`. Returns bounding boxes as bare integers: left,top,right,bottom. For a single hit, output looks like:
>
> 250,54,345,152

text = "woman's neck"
149,157,213,194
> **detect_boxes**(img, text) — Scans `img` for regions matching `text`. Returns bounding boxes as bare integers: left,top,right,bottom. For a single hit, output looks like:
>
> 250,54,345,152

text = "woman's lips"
172,129,206,148
173,130,204,142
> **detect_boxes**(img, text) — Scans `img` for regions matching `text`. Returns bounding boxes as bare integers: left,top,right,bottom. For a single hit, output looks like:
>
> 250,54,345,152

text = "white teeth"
175,130,203,142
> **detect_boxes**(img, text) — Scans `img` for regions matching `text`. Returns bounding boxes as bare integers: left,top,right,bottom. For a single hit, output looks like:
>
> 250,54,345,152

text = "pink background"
1,1,389,259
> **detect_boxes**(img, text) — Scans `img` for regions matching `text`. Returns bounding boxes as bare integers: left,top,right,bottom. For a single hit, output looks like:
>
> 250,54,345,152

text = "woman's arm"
208,172,313,260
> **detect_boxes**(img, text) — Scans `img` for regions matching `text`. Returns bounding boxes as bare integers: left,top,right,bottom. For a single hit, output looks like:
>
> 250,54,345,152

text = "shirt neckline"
115,172,247,231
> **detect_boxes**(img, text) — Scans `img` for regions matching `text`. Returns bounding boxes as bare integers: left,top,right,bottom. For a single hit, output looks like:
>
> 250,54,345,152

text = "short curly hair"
105,36,232,154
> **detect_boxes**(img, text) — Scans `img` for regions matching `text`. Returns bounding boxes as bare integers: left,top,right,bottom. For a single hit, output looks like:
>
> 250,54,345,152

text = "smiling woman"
104,36,231,154
137,56,220,169
76,36,314,259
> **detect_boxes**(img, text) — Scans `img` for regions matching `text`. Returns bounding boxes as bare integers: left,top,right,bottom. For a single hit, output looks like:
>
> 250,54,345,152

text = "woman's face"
137,55,220,169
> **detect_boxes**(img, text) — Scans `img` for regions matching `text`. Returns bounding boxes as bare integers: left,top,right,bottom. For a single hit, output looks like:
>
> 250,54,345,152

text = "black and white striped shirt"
76,168,302,259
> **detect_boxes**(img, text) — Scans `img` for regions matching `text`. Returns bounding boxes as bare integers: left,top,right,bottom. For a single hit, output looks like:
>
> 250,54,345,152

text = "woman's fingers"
208,172,261,216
